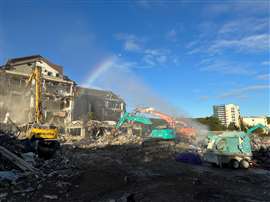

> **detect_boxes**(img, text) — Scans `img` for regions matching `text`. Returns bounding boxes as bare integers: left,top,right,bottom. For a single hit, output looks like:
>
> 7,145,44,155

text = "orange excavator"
135,107,196,140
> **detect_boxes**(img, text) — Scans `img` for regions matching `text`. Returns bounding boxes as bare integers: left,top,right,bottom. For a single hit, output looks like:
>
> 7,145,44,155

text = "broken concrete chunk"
0,171,18,182
21,152,36,165
0,193,8,199
43,194,58,200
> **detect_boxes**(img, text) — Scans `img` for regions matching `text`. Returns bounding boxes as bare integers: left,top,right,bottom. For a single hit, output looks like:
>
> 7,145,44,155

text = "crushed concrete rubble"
251,136,270,169
1,128,270,201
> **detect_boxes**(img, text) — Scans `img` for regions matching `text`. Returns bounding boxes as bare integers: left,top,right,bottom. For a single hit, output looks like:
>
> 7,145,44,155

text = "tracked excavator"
116,107,196,141
22,62,59,158
135,107,196,140
116,110,176,140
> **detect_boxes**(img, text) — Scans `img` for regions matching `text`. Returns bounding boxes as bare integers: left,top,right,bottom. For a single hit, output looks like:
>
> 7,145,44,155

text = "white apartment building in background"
242,116,268,127
213,104,241,127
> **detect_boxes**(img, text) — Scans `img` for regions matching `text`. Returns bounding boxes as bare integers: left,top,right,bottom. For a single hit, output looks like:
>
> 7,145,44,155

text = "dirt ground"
4,140,270,202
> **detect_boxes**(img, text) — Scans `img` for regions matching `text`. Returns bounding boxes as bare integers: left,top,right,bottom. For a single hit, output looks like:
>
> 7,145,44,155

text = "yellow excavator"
23,62,59,158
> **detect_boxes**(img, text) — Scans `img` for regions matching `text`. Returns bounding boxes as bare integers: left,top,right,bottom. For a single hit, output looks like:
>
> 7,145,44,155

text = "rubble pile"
95,130,143,146
0,131,23,155
253,147,270,170
251,136,270,170
0,131,25,170
0,129,80,201
1,124,270,201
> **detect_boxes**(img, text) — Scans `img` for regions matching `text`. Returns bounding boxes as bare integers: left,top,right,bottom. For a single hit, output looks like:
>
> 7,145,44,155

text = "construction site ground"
1,133,270,202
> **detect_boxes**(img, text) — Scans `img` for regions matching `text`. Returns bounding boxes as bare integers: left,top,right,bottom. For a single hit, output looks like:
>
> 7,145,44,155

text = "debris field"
1,126,270,202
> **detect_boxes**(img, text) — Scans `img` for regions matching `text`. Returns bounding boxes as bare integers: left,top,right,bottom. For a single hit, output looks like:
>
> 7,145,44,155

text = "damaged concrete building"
0,55,76,125
0,55,125,128
73,87,125,122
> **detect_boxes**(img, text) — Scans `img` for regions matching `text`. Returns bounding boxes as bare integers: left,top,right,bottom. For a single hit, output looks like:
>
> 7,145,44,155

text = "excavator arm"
26,64,43,124
135,107,197,139
135,107,176,127
246,124,270,135
116,112,152,129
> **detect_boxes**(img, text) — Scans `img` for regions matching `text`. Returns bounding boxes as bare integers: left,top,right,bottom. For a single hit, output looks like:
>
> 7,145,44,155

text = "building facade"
0,55,76,125
242,116,268,127
0,55,126,126
213,104,240,127
73,87,126,122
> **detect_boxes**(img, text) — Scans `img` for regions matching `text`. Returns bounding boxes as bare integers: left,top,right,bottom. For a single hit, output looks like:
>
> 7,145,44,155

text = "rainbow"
81,55,117,87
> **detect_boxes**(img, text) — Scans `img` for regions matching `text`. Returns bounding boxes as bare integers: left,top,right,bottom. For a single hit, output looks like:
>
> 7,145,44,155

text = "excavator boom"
116,112,152,129
246,124,269,135
26,65,43,124
135,107,176,127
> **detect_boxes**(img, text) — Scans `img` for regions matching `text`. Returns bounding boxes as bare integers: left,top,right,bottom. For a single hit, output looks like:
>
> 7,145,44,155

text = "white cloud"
187,47,202,55
124,40,141,51
143,54,156,66
204,2,270,17
144,48,169,56
115,33,143,52
156,55,167,63
209,34,270,53
200,59,256,75
262,61,270,66
143,48,170,66
186,16,269,56
218,85,270,99
115,33,172,67
257,74,270,80
218,18,269,36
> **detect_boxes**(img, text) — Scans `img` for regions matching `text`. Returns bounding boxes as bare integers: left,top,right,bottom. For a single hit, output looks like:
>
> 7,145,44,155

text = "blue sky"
0,0,269,117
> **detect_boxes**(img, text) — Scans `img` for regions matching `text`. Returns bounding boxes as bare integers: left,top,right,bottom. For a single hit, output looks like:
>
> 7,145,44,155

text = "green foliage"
196,116,226,131
267,117,270,124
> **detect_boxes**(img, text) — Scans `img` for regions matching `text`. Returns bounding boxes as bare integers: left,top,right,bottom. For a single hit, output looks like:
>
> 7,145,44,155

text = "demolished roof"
3,55,63,74
77,86,125,102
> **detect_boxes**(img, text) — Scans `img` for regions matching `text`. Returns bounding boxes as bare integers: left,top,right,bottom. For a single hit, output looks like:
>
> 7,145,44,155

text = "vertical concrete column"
81,127,86,138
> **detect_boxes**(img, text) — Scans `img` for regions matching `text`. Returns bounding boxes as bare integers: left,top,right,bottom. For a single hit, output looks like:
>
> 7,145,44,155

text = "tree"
267,117,270,124
196,116,226,131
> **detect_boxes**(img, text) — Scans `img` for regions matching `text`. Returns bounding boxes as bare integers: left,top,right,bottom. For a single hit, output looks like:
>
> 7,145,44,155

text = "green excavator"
116,111,176,140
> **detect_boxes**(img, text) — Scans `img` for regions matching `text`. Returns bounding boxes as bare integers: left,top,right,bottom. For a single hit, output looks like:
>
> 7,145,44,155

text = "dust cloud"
0,92,32,125
83,56,209,139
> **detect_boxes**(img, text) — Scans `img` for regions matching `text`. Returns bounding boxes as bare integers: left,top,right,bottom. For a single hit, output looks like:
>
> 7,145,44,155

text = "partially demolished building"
73,87,125,122
0,55,125,127
0,55,76,125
